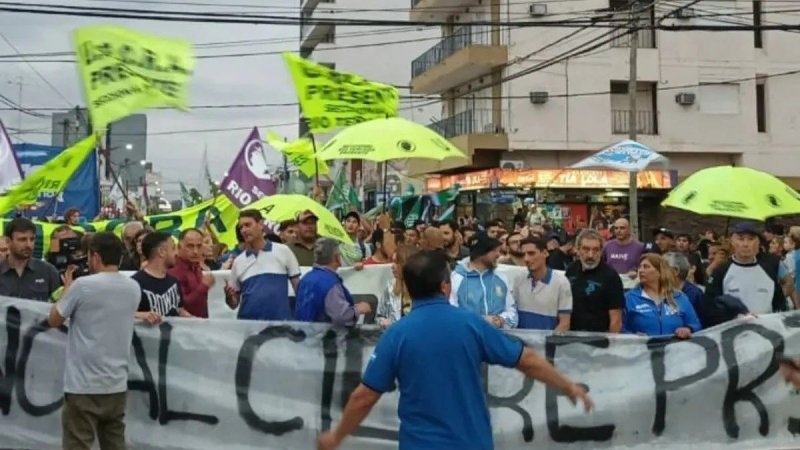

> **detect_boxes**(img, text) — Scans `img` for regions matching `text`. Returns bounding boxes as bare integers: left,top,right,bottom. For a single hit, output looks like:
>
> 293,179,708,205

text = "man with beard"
132,232,193,324
449,232,518,329
498,232,524,266
438,220,469,265
0,218,61,301
225,210,301,321
0,236,8,261
290,210,319,266
565,229,624,333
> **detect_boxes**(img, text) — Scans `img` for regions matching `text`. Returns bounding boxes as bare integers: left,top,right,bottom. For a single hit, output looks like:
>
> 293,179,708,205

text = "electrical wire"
0,31,72,106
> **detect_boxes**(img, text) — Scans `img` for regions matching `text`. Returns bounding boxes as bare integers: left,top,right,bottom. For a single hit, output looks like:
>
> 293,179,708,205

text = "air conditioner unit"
529,3,548,17
500,160,524,170
675,92,696,106
529,91,549,104
675,7,696,19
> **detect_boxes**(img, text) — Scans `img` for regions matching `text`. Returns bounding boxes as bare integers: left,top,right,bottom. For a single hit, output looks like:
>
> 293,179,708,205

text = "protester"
201,232,221,270
120,221,145,271
339,211,371,266
705,238,731,279
705,222,786,316
64,207,81,226
295,238,371,326
133,232,192,322
602,218,645,277
363,228,395,265
648,227,676,255
623,253,701,338
513,237,572,331
498,232,525,266
421,226,444,251
663,252,704,312
225,210,301,321
317,250,592,450
449,232,518,329
565,229,624,332
0,218,61,302
376,244,419,328
545,232,572,270
132,229,151,270
47,232,140,450
218,226,245,269
290,210,319,266
696,229,718,261
675,232,706,285
279,220,298,245
438,220,469,263
169,229,215,318
403,226,420,247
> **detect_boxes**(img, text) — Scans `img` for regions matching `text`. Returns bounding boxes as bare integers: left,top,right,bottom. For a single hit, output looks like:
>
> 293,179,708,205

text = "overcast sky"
0,0,299,198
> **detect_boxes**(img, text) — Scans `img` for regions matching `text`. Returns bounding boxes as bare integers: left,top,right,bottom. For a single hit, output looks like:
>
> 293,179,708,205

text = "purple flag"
220,127,276,208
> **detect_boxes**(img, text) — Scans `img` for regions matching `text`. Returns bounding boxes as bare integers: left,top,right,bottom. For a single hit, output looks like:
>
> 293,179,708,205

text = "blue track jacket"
623,287,701,336
449,262,518,329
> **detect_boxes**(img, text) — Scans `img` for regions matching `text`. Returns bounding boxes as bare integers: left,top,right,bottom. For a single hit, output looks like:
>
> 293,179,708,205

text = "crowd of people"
1,204,799,449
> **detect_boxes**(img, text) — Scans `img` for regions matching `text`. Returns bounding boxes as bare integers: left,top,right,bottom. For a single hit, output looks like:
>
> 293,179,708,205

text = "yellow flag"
282,53,399,134
73,26,195,132
265,132,330,178
0,135,97,216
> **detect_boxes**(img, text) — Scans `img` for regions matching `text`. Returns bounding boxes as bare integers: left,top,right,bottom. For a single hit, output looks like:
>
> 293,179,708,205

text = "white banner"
2,266,799,449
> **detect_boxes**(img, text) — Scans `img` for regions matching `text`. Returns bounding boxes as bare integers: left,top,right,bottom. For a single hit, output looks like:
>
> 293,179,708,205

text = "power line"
0,31,72,106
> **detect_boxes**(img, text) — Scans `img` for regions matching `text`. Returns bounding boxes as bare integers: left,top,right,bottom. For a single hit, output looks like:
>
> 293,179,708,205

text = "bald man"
602,218,645,277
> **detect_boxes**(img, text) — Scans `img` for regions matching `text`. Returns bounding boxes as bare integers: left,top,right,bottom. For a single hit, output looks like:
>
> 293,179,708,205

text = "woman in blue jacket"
623,253,702,338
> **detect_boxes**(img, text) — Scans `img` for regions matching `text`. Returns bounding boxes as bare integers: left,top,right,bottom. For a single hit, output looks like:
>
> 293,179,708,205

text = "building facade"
298,0,440,205
407,0,800,186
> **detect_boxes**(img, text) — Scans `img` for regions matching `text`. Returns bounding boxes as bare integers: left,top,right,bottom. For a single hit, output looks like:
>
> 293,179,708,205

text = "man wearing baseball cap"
703,221,786,323
290,210,319,266
339,211,371,267
449,232,518,329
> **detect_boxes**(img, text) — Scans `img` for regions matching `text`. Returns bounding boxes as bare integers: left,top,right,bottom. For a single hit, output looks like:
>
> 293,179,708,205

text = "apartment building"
407,0,800,189
298,0,440,204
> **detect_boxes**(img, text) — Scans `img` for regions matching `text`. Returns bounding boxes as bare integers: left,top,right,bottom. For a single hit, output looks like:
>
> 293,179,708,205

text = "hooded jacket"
449,261,518,329
623,287,702,336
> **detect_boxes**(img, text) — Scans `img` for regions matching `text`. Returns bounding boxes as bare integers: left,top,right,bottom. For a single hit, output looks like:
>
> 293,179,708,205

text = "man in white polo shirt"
513,236,572,331
224,209,301,321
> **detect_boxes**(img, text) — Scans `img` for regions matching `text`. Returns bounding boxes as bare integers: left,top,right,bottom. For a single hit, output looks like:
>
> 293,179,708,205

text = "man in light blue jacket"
449,232,518,329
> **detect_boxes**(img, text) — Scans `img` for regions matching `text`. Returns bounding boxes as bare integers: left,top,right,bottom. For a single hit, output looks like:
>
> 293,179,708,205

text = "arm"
681,297,702,332
324,384,382,448
178,307,194,318
324,284,358,327
283,246,301,293
49,280,81,328
498,276,518,329
174,271,210,315
448,273,461,307
516,347,576,393
555,277,572,333
704,264,727,302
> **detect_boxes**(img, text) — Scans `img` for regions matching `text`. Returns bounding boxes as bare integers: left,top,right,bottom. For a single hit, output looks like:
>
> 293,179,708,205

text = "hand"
317,431,342,450
221,256,234,270
626,270,638,279
202,273,216,287
355,302,372,315
137,311,162,325
378,318,391,329
565,383,594,413
224,282,240,308
61,265,77,289
674,327,692,339
486,315,504,328
780,361,800,389
353,262,364,271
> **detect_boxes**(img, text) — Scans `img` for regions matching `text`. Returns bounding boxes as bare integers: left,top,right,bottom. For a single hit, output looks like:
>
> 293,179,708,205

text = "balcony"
408,109,508,175
410,25,507,94
611,110,657,135
410,0,480,22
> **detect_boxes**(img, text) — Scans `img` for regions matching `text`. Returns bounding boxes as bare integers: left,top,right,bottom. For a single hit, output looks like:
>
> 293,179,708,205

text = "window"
756,78,767,133
698,83,740,114
753,1,763,48
609,81,658,135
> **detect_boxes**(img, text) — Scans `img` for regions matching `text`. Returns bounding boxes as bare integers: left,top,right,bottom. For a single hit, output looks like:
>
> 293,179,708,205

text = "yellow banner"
74,26,195,132
1,195,239,260
282,52,399,134
0,135,97,216
265,131,329,178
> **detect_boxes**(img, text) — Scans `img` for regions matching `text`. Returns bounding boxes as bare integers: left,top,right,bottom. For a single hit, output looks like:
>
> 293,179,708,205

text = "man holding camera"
47,225,90,283
47,232,141,450
0,218,61,302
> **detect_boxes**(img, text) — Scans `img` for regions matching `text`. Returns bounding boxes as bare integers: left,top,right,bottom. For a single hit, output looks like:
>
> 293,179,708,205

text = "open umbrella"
571,140,668,172
246,194,352,244
661,166,800,221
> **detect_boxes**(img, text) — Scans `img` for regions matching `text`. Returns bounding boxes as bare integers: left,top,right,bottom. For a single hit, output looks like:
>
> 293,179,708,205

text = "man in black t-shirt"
132,232,192,323
565,229,624,333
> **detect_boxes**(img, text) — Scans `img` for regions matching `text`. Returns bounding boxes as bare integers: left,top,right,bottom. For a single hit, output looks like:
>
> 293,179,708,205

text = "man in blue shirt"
318,250,593,450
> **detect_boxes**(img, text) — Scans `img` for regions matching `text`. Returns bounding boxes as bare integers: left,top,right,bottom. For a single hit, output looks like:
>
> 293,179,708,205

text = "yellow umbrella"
315,117,467,162
661,166,800,221
246,194,352,244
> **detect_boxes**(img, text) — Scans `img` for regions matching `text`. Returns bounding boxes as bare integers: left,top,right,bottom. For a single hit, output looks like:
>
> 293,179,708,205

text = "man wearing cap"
646,228,676,255
339,211,371,267
703,222,786,321
449,232,518,329
545,232,572,271
290,210,319,267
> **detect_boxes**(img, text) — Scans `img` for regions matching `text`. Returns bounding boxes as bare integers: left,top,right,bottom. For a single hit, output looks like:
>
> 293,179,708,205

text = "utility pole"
7,76,24,133
627,0,640,238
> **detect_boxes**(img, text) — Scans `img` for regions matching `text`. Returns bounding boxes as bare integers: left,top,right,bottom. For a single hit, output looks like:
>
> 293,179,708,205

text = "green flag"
430,183,461,206
0,135,97,215
438,204,455,221
327,165,359,212
180,181,192,205
404,196,423,228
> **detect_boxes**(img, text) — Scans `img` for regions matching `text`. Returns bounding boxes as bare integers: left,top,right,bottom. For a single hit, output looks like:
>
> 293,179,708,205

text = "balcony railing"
411,0,423,6
610,27,656,49
411,25,493,78
611,109,656,135
429,109,503,139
